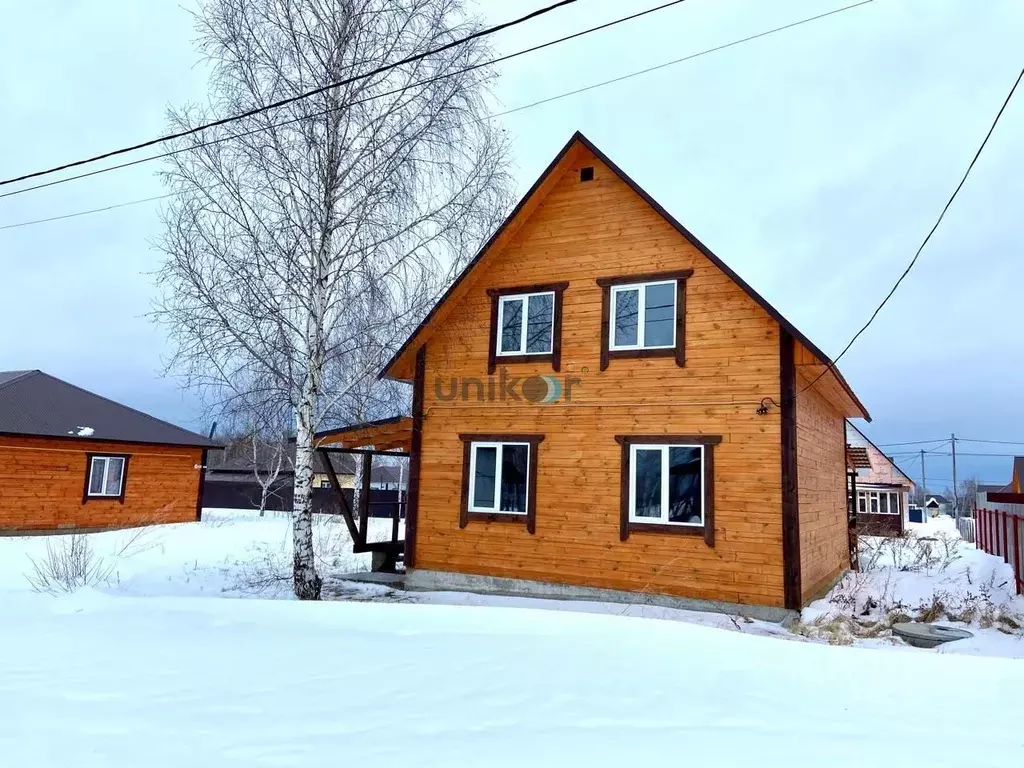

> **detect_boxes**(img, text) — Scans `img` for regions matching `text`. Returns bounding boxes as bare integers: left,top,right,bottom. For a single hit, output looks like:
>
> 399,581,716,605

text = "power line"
798,66,1024,397
0,194,170,231
958,437,1024,446
0,0,690,202
493,0,874,119
0,0,584,189
875,438,950,448
0,1,871,230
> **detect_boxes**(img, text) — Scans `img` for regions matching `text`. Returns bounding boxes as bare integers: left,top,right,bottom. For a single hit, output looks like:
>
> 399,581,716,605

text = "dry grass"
24,535,116,594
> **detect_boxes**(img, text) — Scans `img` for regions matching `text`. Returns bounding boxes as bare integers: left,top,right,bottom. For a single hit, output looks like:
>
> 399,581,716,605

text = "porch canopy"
315,415,413,453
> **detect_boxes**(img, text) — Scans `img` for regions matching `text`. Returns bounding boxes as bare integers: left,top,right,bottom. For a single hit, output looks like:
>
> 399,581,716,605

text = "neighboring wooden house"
845,422,914,536
0,370,219,532
342,133,870,616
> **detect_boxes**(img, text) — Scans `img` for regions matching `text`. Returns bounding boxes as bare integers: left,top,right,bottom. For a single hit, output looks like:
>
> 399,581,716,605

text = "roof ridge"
28,371,213,444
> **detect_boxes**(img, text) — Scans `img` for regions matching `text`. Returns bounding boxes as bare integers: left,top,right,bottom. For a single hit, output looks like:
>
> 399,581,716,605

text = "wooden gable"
381,131,869,421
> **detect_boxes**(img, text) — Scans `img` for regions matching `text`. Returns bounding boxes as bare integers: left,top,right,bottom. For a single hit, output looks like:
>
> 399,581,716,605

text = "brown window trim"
615,434,718,546
82,453,131,504
458,433,543,533
596,269,692,371
486,282,569,375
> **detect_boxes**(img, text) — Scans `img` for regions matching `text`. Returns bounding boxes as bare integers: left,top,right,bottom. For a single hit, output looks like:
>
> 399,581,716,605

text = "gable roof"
846,421,914,486
0,370,219,448
379,131,869,420
926,495,949,505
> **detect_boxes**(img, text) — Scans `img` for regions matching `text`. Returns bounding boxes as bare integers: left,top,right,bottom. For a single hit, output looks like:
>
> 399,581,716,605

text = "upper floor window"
498,292,554,356
84,454,129,502
597,269,692,370
486,283,568,374
610,280,676,350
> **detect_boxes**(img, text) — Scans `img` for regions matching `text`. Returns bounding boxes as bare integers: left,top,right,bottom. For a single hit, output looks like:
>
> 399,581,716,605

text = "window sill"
466,511,528,524
82,494,125,504
628,521,706,537
493,353,556,366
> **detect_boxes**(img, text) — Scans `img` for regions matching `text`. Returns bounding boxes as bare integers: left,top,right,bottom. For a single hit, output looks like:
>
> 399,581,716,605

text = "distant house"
204,446,405,511
924,495,951,517
0,370,219,532
846,422,915,536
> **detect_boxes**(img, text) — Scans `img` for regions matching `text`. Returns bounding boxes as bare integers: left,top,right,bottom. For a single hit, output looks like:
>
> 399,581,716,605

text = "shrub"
25,535,115,594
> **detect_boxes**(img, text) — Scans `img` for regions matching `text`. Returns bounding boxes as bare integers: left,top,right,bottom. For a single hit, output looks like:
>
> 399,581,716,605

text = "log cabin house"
0,370,219,532
334,133,872,616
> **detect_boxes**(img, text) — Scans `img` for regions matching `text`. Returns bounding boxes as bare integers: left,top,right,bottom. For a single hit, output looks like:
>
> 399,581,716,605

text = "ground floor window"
615,435,719,546
858,490,901,515
458,434,543,533
84,454,129,501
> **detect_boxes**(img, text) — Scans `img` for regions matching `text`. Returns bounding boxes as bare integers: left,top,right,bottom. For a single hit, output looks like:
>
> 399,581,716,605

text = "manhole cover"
892,622,974,648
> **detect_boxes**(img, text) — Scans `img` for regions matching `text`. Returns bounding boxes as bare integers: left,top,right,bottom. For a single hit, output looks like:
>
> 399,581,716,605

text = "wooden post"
318,447,359,543
1013,515,1022,595
1003,509,1011,564
391,490,401,543
358,451,371,548
979,507,986,551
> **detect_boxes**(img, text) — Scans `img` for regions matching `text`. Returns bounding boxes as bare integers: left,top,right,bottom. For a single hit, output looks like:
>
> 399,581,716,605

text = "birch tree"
155,0,510,599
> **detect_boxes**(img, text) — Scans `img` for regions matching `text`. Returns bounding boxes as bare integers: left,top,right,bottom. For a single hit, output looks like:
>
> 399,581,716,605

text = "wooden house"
338,133,871,616
845,421,914,536
0,370,219,532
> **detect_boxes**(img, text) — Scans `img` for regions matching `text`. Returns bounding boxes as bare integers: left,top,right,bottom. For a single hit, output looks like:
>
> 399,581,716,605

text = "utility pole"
951,433,958,518
920,449,927,513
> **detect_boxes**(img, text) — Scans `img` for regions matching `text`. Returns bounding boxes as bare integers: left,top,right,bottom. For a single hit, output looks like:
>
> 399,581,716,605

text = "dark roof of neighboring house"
926,495,950,505
207,446,356,476
1014,457,1024,482
978,483,1010,494
0,370,219,448
379,131,870,422
207,444,405,484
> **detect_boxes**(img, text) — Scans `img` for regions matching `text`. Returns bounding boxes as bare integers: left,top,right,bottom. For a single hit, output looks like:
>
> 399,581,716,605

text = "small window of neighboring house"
486,284,568,375
458,434,543,533
85,455,127,500
616,435,719,546
320,479,331,489
596,270,691,370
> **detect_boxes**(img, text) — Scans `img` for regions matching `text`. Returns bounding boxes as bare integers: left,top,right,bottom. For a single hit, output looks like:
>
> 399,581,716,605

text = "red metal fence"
976,507,1023,595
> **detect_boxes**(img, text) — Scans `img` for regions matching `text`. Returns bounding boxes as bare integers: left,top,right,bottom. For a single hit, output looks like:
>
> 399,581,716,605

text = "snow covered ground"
1,511,1023,765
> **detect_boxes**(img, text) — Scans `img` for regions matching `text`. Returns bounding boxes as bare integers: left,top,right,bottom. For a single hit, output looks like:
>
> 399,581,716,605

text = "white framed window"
497,291,554,356
468,441,530,514
858,490,900,515
628,443,704,526
87,455,126,498
610,280,676,351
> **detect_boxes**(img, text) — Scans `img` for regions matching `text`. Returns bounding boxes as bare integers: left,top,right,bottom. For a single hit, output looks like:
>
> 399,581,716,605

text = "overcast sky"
1,0,1021,489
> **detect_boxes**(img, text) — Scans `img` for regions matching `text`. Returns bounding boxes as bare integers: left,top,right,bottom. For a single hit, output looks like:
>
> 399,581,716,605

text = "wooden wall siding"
792,342,864,424
414,148,788,607
794,368,849,602
0,435,202,531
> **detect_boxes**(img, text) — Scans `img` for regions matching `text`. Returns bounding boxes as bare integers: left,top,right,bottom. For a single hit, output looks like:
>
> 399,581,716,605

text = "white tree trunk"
292,380,321,600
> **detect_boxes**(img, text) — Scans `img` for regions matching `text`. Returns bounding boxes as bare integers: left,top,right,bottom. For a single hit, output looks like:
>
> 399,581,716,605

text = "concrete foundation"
402,568,796,624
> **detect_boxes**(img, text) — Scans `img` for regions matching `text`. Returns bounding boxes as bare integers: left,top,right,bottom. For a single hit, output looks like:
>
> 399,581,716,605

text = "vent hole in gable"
580,166,594,182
